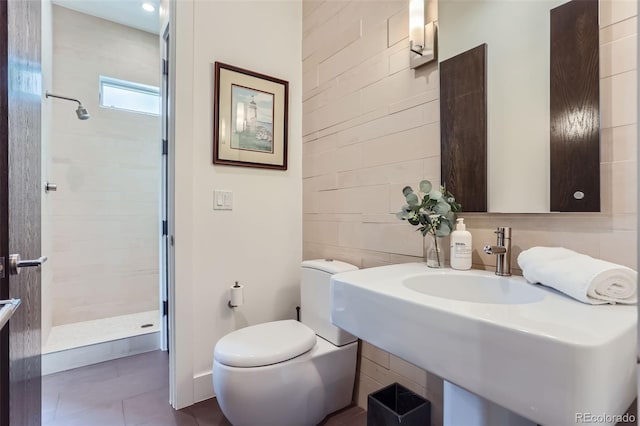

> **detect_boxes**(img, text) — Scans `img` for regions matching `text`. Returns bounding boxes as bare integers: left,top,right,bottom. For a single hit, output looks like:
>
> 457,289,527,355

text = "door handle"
0,299,21,330
9,254,48,275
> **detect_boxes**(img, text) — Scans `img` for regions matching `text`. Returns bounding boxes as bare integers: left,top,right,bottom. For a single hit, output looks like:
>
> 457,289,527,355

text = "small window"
99,76,160,115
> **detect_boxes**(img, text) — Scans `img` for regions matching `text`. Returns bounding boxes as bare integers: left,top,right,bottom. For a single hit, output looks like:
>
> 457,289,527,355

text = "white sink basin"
330,263,637,426
403,272,545,304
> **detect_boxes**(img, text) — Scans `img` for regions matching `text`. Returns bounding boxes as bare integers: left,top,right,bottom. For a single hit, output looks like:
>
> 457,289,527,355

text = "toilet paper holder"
228,281,243,308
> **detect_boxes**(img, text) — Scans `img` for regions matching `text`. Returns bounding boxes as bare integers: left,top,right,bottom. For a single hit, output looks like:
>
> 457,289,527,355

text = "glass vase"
424,235,445,268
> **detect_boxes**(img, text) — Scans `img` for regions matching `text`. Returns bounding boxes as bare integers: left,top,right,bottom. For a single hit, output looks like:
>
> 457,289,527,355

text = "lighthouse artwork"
231,85,275,153
214,62,288,170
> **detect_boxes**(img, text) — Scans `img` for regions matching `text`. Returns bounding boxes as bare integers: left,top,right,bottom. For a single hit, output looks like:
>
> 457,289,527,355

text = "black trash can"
367,383,431,426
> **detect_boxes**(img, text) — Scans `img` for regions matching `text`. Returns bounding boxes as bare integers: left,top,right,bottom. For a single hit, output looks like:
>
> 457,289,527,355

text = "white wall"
171,0,302,407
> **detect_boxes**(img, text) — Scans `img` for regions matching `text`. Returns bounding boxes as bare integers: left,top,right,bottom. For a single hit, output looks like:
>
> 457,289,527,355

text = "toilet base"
214,337,357,426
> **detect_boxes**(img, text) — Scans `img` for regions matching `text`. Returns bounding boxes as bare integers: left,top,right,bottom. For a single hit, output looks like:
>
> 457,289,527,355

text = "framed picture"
213,62,289,170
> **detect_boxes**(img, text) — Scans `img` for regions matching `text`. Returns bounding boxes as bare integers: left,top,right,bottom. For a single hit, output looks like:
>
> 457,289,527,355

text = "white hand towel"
517,247,637,305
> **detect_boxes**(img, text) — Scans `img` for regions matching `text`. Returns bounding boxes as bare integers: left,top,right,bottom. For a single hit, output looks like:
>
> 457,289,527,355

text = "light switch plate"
214,190,233,210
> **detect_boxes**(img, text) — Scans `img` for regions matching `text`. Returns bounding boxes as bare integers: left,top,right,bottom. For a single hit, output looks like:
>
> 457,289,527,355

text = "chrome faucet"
483,227,512,276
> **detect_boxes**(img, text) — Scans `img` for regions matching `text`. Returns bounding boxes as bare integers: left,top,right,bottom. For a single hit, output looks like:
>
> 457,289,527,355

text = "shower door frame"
160,25,171,354
161,19,179,408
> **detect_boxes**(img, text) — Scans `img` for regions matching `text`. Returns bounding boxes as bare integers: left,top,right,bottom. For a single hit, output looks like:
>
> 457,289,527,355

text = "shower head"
46,92,90,120
76,105,90,120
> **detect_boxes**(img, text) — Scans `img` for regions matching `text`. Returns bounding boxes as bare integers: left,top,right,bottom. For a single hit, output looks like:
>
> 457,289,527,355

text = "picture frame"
213,62,289,170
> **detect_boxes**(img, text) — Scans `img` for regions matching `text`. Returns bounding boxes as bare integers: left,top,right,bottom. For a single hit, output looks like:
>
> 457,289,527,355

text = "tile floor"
42,350,366,426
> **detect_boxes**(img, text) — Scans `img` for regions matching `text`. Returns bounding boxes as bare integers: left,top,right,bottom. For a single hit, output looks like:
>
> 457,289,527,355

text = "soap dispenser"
450,218,472,270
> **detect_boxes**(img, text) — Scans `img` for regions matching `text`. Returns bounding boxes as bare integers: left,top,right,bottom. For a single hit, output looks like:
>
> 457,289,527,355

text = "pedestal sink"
330,263,636,426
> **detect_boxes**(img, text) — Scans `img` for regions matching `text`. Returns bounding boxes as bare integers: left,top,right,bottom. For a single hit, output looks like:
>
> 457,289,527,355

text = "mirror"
438,0,600,213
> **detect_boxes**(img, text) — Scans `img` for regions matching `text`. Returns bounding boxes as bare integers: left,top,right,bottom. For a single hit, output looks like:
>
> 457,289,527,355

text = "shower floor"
43,310,160,354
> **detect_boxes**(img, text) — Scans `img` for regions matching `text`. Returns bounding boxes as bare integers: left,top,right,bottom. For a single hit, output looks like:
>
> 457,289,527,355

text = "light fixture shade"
409,0,425,52
409,0,437,69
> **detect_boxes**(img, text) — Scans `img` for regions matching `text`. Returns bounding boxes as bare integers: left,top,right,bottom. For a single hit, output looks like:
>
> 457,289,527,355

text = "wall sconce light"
409,0,437,69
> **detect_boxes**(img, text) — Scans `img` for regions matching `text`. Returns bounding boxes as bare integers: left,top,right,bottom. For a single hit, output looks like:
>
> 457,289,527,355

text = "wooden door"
0,0,43,425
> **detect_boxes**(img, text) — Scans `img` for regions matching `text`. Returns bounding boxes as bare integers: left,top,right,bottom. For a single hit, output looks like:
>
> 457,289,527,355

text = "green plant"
396,180,462,265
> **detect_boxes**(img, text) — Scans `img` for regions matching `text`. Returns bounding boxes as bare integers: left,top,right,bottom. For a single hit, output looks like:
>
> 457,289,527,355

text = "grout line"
53,393,60,421
119,399,126,426
600,14,637,32
41,392,61,426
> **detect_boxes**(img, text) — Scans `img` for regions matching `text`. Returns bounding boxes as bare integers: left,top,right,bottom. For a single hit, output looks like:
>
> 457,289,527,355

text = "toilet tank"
301,259,358,346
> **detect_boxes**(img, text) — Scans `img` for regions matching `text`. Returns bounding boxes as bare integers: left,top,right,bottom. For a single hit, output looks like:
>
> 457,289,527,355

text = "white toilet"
213,259,359,426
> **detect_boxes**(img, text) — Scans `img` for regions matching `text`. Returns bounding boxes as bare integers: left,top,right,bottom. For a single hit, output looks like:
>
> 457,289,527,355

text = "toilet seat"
214,320,317,368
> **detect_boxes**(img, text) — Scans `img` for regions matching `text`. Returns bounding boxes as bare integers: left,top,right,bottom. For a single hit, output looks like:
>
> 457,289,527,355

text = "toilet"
213,259,359,426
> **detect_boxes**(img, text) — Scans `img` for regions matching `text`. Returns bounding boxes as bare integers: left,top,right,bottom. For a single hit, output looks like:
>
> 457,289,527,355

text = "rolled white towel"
517,247,637,305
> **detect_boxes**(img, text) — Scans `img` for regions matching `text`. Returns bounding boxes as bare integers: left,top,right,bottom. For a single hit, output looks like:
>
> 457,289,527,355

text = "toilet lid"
214,320,317,368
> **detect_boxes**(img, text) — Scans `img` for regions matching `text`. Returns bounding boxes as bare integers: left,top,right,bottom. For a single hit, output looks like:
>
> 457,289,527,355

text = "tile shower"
41,5,162,372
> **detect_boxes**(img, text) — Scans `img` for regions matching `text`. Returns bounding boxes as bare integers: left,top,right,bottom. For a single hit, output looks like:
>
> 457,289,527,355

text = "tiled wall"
49,6,161,325
302,1,637,424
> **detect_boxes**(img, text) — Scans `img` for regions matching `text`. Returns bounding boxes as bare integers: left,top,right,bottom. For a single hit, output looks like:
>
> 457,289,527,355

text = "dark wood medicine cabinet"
439,0,600,213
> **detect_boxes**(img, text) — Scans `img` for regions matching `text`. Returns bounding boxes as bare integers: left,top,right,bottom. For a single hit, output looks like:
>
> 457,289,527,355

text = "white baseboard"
42,332,161,375
194,370,215,403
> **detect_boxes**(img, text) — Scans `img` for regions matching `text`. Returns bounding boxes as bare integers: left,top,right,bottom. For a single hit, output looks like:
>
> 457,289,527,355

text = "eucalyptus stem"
430,225,441,267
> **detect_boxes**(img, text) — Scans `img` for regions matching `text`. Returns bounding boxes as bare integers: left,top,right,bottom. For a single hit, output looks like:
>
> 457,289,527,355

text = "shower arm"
46,91,82,106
